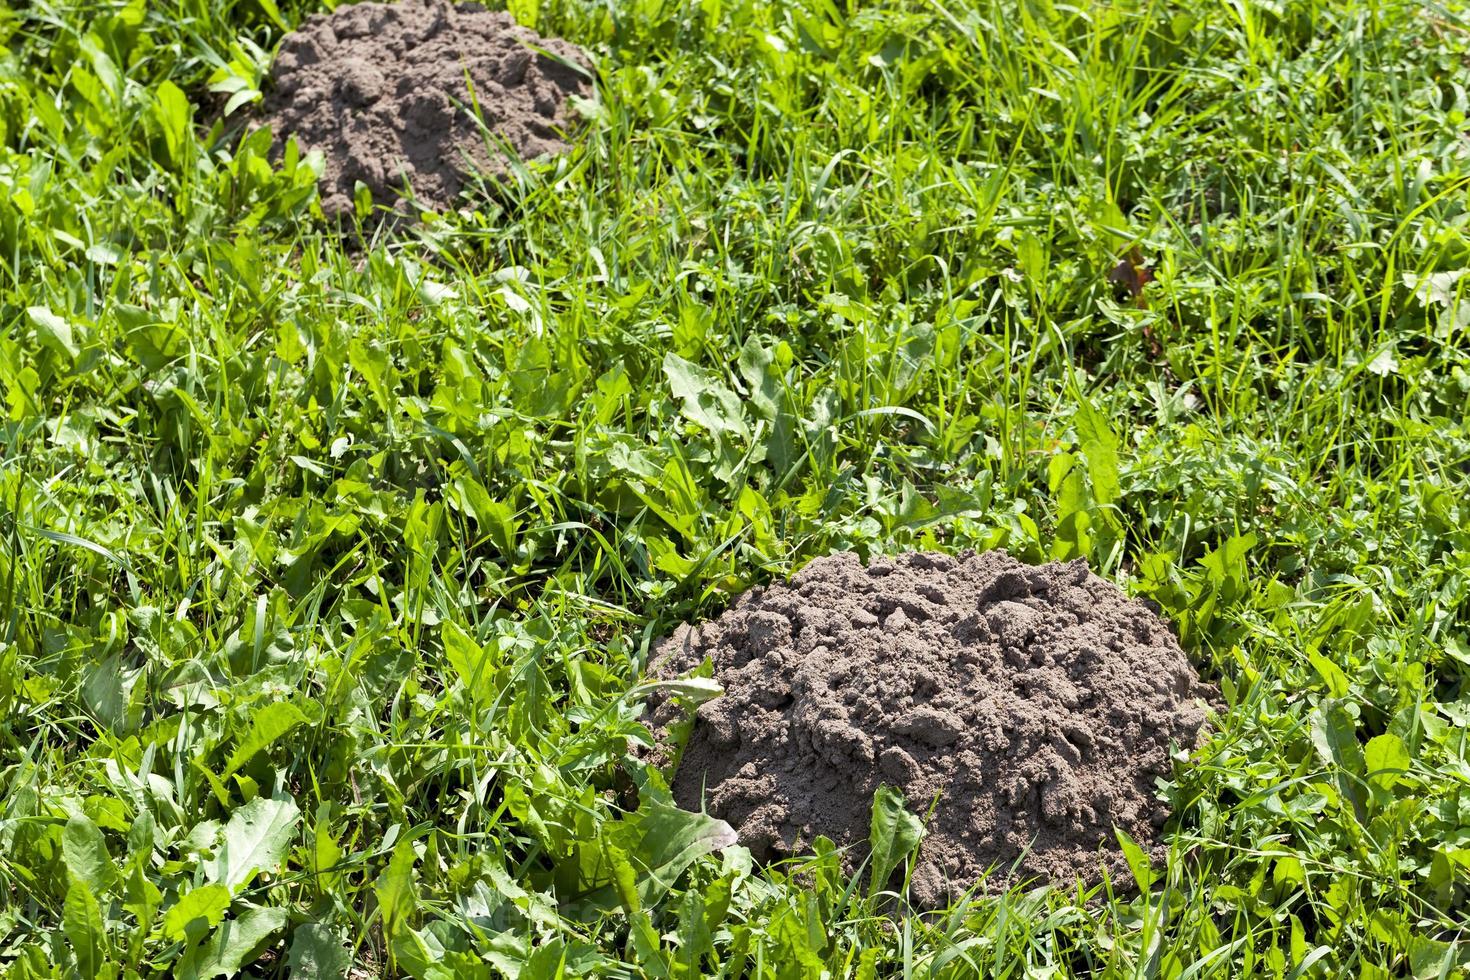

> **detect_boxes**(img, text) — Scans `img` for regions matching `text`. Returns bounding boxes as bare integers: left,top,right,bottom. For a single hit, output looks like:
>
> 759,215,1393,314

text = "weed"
2,0,1469,976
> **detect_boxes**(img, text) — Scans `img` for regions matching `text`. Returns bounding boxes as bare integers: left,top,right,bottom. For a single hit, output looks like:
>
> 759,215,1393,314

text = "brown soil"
647,550,1217,906
257,0,591,217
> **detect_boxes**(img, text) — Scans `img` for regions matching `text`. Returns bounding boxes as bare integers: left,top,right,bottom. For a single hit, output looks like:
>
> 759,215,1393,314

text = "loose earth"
258,0,590,216
648,550,1217,906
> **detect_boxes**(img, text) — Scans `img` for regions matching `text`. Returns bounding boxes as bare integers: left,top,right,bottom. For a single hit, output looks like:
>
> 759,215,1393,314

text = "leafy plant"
2,0,1470,976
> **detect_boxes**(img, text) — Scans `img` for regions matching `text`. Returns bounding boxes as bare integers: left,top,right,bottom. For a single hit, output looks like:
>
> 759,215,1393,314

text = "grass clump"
2,0,1470,976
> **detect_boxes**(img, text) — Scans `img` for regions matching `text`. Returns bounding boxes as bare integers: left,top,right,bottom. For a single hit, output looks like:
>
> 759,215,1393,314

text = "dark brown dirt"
258,0,591,216
647,550,1217,906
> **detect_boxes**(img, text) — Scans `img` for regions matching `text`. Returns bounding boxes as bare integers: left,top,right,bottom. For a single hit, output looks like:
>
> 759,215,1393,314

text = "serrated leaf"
630,676,724,706
600,839,668,975
1310,699,1368,824
614,799,738,909
206,796,301,894
1366,346,1398,377
663,352,750,440
223,701,311,778
63,813,117,894
1310,700,1363,773
287,922,352,980
163,883,232,944
176,906,287,980
867,784,924,896
672,889,712,975
768,902,824,978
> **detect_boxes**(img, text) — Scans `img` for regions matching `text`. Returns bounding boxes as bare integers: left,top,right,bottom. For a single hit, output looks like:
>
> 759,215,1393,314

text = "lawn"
2,0,1470,976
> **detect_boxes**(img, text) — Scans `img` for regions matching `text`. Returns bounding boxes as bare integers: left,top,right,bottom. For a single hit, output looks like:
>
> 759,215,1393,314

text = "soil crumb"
647,550,1217,906
258,0,591,216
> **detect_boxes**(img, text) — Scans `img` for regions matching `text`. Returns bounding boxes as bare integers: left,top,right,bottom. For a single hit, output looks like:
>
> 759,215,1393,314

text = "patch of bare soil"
258,0,590,216
648,550,1217,906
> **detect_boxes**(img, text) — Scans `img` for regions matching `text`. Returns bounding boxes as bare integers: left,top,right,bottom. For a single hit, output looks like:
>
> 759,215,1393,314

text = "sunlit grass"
1,0,1469,975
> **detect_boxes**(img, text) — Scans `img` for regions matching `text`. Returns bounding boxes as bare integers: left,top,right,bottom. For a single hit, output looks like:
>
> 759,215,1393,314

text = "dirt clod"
647,550,1217,906
258,0,591,216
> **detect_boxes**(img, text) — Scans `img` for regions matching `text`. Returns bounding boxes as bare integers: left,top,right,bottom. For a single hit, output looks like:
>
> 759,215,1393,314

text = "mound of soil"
258,0,591,216
647,551,1217,906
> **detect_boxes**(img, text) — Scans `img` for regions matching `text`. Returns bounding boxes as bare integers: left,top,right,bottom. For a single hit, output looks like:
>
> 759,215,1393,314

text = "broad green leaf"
1364,733,1410,790
867,784,924,896
1050,461,1093,561
1366,346,1398,376
603,840,641,917
1199,533,1257,603
27,305,80,360
154,80,192,167
1309,700,1364,773
602,842,669,978
63,813,117,894
736,338,781,419
1273,854,1305,889
82,653,132,732
348,338,395,415
505,0,538,30
206,796,301,894
389,929,438,980
442,620,496,704
1114,828,1154,892
1409,934,1457,980
63,872,107,978
312,802,343,892
163,883,232,944
1403,268,1467,307
224,701,311,777
287,922,352,980
453,475,518,557
672,889,712,976
1307,650,1351,699
1310,699,1368,824
606,799,738,908
123,855,162,927
1074,397,1120,506
176,906,288,980
768,901,825,979
375,838,417,945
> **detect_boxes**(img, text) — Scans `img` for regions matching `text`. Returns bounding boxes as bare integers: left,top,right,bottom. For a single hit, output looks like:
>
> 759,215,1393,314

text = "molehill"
647,550,1217,906
257,0,591,216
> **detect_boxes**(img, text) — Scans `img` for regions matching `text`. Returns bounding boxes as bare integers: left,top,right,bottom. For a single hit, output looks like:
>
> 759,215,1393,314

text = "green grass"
3,0,1470,975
